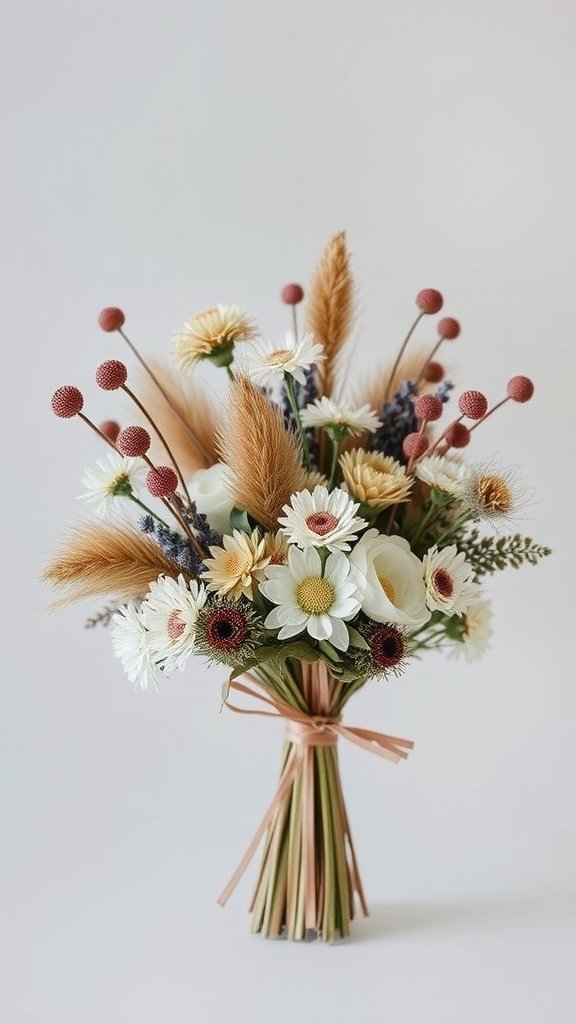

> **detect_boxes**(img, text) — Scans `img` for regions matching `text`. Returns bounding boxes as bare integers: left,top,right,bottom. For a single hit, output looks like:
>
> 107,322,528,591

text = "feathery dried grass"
354,347,431,415
135,360,218,474
307,231,355,397
42,522,184,607
217,376,308,530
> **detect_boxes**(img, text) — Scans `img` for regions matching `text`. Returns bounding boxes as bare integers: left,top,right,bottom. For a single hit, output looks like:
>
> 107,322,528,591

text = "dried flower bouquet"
45,232,550,942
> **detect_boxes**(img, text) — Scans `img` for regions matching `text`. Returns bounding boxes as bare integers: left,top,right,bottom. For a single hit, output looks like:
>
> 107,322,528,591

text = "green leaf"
317,640,343,663
229,506,251,534
347,625,370,650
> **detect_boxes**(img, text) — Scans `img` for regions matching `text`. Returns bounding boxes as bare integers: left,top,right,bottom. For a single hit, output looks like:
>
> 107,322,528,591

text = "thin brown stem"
384,310,424,402
469,395,510,433
78,412,119,452
122,384,192,504
414,337,443,386
291,305,298,341
118,327,213,463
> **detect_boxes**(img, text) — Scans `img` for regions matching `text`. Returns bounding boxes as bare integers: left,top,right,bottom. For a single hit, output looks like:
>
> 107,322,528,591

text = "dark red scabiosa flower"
370,624,408,670
352,620,411,680
194,599,263,667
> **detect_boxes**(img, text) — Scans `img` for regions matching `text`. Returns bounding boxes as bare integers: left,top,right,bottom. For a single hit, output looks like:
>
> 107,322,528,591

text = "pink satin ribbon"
217,675,414,918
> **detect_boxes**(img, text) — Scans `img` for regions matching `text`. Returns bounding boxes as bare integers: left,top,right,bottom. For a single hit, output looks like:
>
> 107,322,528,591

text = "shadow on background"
352,896,573,942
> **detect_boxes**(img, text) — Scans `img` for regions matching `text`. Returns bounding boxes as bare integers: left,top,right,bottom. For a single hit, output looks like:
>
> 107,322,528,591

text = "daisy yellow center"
109,472,132,496
378,576,396,603
476,475,513,515
305,511,339,536
223,550,252,578
297,577,335,615
266,348,294,365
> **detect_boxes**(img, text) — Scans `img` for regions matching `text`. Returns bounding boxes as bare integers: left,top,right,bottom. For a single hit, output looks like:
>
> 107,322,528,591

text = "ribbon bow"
217,673,414,918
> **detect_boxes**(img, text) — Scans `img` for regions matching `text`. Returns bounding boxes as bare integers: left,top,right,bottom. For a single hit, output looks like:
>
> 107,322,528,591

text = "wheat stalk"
217,376,308,530
307,231,355,397
42,521,184,607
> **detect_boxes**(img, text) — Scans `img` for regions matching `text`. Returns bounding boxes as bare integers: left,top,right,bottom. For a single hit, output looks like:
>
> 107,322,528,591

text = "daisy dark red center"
167,609,186,640
370,626,405,668
432,568,453,598
306,511,339,536
205,607,248,652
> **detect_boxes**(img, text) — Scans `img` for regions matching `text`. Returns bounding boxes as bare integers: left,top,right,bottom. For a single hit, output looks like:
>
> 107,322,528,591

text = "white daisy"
422,544,478,615
80,452,146,519
173,305,257,369
415,455,469,498
278,485,368,553
111,602,162,691
241,331,324,387
259,546,362,651
452,598,493,661
300,396,381,436
140,574,207,674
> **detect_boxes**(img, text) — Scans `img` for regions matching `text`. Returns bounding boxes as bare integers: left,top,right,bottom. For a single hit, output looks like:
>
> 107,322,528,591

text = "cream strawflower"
278,484,368,553
415,455,468,498
187,463,235,536
300,397,380,436
242,331,324,387
452,598,493,661
350,529,430,628
422,544,478,615
260,546,362,651
203,529,270,600
140,574,207,674
173,305,257,369
80,452,146,519
111,602,162,691
339,449,413,510
262,531,290,565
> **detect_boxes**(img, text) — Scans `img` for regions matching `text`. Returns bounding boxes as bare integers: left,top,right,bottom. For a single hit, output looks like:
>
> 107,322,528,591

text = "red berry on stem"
414,394,443,422
416,289,443,315
281,283,304,305
444,422,470,448
424,361,444,383
117,425,151,457
51,385,84,418
507,375,534,403
98,307,125,332
458,389,488,420
437,317,460,340
403,432,430,460
147,466,178,497
96,359,128,391
99,420,121,443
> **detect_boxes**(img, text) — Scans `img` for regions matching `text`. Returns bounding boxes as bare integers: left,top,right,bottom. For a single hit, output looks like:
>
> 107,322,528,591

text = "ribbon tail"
217,751,298,907
303,746,316,931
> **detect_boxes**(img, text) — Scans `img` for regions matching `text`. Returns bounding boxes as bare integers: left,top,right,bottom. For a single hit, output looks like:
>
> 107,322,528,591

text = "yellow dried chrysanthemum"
339,449,413,510
262,531,290,566
173,305,257,369
203,529,270,600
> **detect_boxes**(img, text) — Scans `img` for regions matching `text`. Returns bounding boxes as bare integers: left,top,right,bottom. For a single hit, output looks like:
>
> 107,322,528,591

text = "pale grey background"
2,1,575,1021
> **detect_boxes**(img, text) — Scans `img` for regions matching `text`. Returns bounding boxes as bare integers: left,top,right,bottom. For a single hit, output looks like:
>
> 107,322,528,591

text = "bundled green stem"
248,660,367,942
